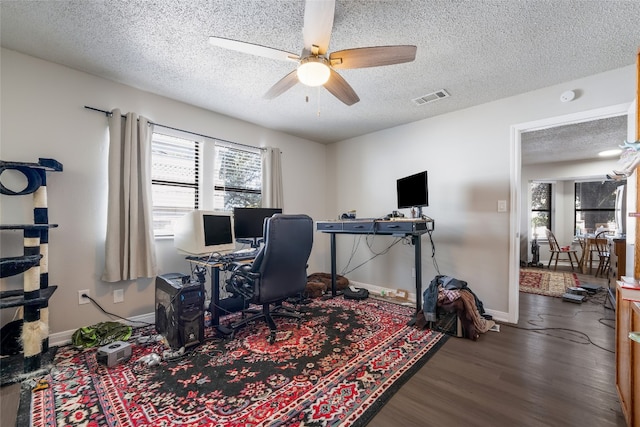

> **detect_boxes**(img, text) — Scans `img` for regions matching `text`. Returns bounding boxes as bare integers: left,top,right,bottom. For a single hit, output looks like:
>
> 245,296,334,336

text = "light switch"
497,200,507,212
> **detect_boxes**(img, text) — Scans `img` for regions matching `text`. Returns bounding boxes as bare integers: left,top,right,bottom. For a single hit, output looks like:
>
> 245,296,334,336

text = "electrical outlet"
78,289,90,305
113,289,124,304
497,200,507,212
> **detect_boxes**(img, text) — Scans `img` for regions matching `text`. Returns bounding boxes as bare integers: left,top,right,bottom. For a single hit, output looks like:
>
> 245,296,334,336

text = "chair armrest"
225,263,260,300
229,263,260,280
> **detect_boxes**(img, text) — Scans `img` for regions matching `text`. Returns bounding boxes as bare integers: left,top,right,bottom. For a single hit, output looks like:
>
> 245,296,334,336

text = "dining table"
575,234,608,275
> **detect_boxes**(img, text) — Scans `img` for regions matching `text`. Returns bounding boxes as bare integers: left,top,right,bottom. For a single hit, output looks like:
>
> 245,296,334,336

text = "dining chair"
593,230,611,278
545,229,580,271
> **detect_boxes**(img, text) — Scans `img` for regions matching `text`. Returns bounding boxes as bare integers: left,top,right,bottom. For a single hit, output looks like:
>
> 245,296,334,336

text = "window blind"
151,133,200,236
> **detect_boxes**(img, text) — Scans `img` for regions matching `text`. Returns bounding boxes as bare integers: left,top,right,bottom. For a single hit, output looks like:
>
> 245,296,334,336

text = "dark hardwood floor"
369,266,626,427
1,265,625,426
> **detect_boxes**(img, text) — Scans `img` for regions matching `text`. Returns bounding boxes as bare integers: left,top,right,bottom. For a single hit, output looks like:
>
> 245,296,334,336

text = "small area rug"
20,297,447,427
519,268,580,297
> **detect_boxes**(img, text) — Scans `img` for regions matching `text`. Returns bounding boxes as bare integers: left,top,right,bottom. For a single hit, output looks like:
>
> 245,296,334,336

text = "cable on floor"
84,294,154,328
501,323,614,353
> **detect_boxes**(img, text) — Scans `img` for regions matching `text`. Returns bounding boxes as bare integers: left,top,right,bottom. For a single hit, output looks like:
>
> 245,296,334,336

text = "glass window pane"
531,212,550,239
530,182,551,239
152,185,195,236
152,133,198,185
575,181,617,209
574,181,617,233
530,182,551,210
213,144,262,211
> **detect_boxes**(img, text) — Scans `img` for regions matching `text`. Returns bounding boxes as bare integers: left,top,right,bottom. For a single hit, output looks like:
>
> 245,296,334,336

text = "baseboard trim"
348,280,417,303
48,288,511,347
49,312,155,347
348,280,509,324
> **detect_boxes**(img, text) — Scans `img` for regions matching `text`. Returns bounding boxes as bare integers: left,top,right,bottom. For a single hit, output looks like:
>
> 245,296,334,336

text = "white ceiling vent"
412,89,450,106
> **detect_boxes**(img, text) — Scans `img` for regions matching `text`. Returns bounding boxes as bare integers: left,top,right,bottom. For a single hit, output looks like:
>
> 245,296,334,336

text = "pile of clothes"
415,275,495,340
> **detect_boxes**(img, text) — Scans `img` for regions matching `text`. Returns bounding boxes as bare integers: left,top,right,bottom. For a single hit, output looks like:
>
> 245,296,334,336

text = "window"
151,131,262,236
151,133,199,236
574,181,617,234
530,182,551,239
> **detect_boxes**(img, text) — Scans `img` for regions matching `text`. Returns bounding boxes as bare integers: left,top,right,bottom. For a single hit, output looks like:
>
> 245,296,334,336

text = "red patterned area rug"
20,297,447,427
519,268,580,297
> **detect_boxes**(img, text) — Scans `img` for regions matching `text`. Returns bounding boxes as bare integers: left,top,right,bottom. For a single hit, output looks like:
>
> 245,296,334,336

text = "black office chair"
225,214,313,343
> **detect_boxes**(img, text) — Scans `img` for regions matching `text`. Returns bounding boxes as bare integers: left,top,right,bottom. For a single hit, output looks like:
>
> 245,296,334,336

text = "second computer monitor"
233,207,282,247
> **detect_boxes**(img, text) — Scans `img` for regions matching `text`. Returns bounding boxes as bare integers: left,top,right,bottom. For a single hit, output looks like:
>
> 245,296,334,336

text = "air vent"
412,89,450,106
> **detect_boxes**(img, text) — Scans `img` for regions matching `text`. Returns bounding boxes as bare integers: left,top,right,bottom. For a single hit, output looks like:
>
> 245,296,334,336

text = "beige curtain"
261,146,284,209
102,109,157,282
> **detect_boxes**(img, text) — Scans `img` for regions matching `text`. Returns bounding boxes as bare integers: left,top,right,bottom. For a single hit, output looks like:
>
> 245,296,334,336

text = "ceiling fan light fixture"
598,149,622,157
297,56,330,87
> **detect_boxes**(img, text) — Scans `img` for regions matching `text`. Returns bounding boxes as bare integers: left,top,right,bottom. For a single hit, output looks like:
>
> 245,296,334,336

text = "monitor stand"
236,238,263,249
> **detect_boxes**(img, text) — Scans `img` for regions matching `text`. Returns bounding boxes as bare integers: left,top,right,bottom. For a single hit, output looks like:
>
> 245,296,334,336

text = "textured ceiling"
521,115,628,165
1,0,639,160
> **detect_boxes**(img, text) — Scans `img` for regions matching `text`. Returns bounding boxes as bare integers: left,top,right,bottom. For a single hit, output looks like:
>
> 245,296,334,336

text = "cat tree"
0,158,62,384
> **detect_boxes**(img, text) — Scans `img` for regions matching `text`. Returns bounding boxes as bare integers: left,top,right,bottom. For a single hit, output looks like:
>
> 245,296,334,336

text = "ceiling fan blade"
302,0,335,55
329,45,417,69
324,69,359,106
209,36,299,62
264,70,299,99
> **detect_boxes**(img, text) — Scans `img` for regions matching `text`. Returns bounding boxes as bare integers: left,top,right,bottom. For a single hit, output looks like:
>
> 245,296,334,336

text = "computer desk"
316,217,434,319
186,255,254,336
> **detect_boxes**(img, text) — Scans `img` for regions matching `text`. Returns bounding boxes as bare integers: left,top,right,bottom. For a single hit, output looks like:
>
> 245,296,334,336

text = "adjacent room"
1,1,639,426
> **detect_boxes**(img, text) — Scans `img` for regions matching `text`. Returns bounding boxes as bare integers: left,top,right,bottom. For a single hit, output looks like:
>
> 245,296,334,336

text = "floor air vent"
412,89,450,106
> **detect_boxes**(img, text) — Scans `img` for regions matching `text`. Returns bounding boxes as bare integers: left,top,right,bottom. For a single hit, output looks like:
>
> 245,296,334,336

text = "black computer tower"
155,273,205,349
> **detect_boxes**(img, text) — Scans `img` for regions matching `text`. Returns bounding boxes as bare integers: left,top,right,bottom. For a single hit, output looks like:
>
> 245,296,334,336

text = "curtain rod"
84,105,266,152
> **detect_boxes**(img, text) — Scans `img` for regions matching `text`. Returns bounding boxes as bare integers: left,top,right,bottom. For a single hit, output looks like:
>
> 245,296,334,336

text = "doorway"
508,102,631,323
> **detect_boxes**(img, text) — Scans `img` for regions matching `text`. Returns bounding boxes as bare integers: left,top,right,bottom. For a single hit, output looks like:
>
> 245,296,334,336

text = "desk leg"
209,266,232,337
413,234,422,315
406,234,423,327
330,233,337,296
322,233,342,299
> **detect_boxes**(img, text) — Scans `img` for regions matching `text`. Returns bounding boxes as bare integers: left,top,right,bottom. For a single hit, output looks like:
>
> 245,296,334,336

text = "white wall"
0,48,329,334
325,65,636,320
2,47,635,335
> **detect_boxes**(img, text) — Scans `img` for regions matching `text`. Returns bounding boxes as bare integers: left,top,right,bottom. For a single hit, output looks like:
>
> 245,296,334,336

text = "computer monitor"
233,207,283,248
173,210,235,255
397,170,429,215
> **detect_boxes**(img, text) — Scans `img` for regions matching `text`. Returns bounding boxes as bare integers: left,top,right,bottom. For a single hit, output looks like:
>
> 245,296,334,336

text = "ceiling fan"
208,0,417,106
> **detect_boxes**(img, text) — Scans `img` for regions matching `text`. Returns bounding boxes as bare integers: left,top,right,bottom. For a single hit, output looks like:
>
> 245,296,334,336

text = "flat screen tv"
233,207,282,247
173,210,235,255
397,171,429,212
